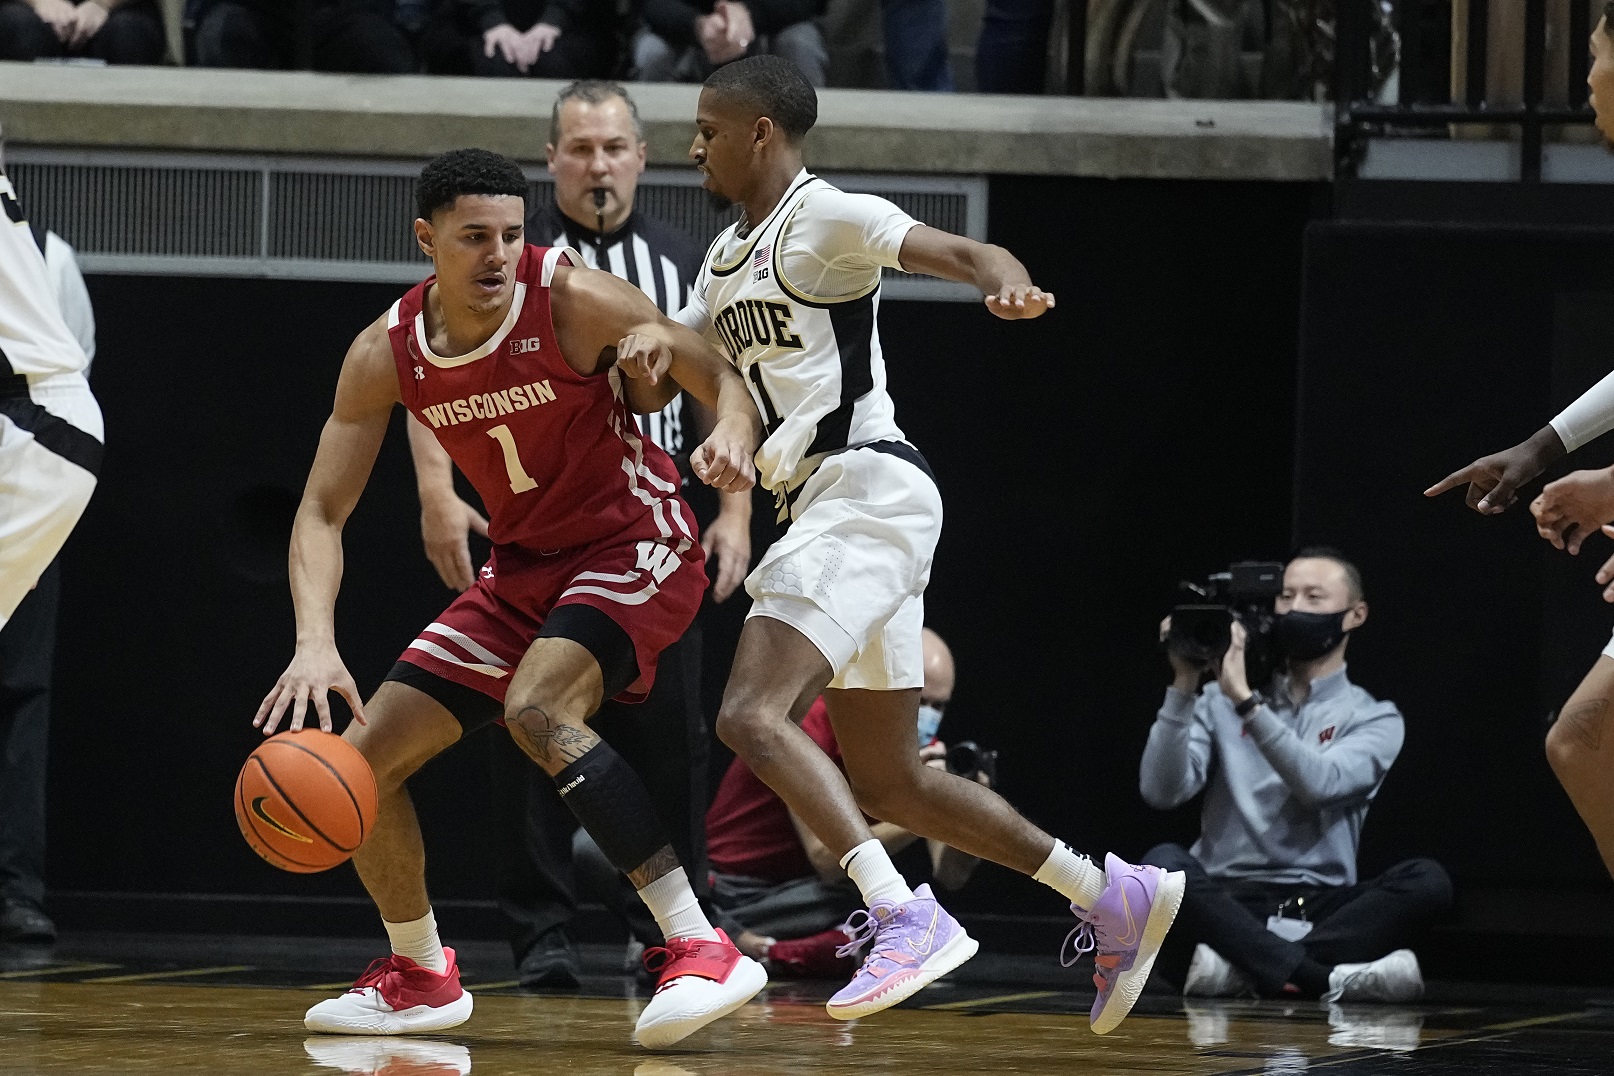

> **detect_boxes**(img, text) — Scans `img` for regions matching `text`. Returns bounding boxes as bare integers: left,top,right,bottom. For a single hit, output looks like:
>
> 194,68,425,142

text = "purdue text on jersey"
711,298,804,361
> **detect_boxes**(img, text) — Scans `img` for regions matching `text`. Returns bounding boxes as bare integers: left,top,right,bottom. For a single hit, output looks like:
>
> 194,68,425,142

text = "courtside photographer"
1141,548,1451,1003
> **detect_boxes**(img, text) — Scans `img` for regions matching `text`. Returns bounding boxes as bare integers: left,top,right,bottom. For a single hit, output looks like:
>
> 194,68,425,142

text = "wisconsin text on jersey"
710,298,804,360
417,380,558,429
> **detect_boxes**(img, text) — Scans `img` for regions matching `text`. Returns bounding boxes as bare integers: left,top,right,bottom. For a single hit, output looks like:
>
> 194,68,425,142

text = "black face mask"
1277,609,1351,662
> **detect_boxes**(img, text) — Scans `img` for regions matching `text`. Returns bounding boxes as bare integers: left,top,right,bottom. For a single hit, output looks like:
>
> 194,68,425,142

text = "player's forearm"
713,370,763,445
964,243,1032,296
406,414,459,507
718,487,752,525
288,508,346,647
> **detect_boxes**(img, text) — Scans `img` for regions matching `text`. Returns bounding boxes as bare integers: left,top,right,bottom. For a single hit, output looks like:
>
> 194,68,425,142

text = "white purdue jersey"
0,173,88,378
677,171,919,498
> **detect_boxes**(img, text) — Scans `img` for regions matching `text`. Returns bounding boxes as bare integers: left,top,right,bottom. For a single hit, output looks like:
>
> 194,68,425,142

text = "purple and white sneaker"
1063,853,1186,1035
824,884,978,1020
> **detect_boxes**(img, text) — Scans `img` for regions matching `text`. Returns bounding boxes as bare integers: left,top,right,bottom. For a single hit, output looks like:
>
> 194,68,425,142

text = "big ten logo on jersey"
509,336,542,355
419,380,557,429
713,299,803,361
635,540,682,583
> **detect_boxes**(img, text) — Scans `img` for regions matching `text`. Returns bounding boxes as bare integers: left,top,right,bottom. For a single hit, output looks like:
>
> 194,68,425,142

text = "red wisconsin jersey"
386,245,693,552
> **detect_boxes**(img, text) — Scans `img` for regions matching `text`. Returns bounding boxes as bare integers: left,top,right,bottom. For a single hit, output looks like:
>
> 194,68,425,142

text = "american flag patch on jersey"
753,243,772,267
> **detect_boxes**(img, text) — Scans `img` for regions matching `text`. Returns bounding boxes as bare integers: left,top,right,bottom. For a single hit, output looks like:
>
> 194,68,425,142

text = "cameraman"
1142,548,1451,1003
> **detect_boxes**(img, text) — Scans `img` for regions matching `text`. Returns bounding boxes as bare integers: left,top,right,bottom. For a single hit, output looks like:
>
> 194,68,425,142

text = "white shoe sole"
634,955,768,1049
304,990,474,1035
825,928,980,1021
1091,869,1187,1035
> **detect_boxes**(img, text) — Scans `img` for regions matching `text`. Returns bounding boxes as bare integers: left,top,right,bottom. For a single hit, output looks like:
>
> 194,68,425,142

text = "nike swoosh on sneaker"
907,908,940,957
1113,881,1141,948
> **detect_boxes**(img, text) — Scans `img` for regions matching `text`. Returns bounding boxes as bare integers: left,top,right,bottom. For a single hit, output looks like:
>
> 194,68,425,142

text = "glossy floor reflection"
2,939,1613,1074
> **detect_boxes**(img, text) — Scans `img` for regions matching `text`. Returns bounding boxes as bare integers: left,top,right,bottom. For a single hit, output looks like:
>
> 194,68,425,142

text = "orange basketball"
233,729,378,873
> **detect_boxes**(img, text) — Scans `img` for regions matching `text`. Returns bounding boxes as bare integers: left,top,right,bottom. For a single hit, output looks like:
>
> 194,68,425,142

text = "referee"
410,80,751,987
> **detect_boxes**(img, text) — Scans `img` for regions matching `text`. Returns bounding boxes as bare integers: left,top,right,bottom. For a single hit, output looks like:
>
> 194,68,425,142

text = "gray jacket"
1139,666,1404,887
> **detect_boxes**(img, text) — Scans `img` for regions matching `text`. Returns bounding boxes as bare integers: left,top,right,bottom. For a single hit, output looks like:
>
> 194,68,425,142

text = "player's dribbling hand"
1531,467,1614,554
985,283,1055,320
691,418,757,493
614,333,674,386
254,645,367,735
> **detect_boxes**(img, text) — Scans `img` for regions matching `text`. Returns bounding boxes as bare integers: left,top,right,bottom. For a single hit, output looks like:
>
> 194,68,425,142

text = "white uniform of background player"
0,172,103,626
677,170,935,689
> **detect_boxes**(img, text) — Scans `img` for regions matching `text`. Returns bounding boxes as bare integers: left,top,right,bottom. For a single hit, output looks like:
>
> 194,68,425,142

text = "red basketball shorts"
395,533,707,707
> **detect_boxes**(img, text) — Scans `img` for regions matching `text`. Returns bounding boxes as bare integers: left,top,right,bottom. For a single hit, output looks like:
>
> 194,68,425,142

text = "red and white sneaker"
634,930,767,1049
304,949,474,1035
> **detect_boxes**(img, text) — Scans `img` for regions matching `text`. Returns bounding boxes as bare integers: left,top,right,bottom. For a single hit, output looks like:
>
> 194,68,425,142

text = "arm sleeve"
1243,702,1405,810
45,234,95,369
1138,689,1215,810
641,0,702,46
1550,368,1614,453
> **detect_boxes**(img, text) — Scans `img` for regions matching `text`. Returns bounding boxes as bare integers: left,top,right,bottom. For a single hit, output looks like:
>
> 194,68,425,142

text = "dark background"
48,176,1614,961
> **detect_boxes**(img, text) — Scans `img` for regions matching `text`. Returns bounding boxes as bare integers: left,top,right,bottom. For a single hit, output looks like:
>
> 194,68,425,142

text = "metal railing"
1336,0,1598,180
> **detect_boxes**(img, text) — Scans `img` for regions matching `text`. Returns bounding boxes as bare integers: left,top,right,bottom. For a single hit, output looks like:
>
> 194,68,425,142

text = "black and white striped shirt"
525,202,704,463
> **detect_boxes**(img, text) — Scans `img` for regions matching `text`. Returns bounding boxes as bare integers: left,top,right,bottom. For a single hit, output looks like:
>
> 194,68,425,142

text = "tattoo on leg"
626,846,681,890
509,705,597,766
1560,699,1610,752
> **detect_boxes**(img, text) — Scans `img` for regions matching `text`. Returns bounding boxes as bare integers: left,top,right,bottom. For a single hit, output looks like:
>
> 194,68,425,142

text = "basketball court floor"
1,933,1609,1074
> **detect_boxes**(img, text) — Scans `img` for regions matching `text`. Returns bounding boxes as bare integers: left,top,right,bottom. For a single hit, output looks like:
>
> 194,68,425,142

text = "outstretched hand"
253,644,366,735
1532,467,1614,554
1425,430,1563,515
985,283,1055,320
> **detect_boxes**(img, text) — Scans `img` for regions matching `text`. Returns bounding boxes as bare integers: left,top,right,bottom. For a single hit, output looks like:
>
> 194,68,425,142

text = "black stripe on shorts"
0,395,103,477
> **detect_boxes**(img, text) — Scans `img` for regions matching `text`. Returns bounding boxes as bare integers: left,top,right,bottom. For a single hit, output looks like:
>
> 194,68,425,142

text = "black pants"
1143,843,1453,997
0,0,165,63
194,0,416,72
419,10,616,79
0,563,59,911
488,626,709,959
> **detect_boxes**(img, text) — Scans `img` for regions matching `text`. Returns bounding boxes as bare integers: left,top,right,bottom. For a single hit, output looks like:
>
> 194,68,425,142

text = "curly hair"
416,148,528,222
703,56,818,142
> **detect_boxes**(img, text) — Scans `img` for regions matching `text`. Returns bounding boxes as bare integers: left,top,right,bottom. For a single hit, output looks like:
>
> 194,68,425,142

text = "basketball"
233,729,378,874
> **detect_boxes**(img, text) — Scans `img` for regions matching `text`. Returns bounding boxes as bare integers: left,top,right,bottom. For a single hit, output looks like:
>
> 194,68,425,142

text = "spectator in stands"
191,0,422,73
880,0,952,91
420,0,617,78
632,0,826,87
0,0,165,64
974,0,1049,93
1142,548,1452,1004
574,628,983,977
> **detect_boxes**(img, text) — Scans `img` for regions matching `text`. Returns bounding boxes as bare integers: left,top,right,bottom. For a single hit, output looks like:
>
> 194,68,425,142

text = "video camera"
1164,561,1285,691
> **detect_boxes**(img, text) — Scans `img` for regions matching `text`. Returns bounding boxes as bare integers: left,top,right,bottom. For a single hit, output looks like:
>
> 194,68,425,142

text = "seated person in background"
574,627,983,976
1141,548,1452,1004
421,0,618,78
631,0,826,87
0,0,165,64
192,0,422,73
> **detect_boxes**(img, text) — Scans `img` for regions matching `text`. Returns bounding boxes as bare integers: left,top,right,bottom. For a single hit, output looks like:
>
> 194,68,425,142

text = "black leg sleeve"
1300,858,1455,967
0,563,59,909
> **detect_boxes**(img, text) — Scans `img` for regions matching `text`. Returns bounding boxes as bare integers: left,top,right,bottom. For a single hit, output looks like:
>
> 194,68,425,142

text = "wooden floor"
3,938,1613,1074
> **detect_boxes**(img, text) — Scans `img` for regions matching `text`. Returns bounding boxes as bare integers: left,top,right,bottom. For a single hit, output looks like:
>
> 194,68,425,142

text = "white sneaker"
1322,949,1424,1004
303,1036,472,1074
1182,943,1256,998
1326,1003,1425,1052
304,949,474,1035
634,931,767,1049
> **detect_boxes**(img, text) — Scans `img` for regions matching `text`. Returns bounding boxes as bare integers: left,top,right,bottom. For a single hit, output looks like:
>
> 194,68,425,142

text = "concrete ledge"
0,63,1333,181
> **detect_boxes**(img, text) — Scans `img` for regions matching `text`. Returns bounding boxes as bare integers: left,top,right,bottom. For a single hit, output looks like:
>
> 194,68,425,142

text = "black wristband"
1233,693,1262,718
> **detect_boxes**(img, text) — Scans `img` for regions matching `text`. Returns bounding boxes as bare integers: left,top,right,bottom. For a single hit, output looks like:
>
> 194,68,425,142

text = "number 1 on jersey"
487,424,538,494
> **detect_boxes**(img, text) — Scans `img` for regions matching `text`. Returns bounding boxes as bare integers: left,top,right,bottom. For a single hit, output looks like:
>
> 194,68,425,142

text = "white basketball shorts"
745,442,941,691
0,370,102,627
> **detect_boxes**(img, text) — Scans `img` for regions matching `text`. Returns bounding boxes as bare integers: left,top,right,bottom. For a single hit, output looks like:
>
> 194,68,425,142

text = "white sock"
638,867,721,943
384,909,447,974
840,839,916,907
1034,841,1107,910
